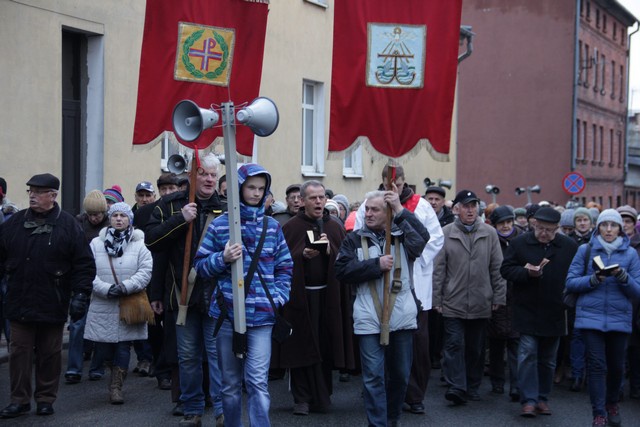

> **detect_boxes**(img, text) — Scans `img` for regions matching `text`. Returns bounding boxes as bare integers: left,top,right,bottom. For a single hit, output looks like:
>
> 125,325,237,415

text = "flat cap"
26,173,60,190
425,186,446,198
533,207,561,224
490,206,514,225
617,205,638,221
285,184,301,196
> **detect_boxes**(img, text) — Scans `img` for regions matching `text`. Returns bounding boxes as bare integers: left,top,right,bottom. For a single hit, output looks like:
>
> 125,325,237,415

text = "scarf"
104,226,132,258
596,235,623,255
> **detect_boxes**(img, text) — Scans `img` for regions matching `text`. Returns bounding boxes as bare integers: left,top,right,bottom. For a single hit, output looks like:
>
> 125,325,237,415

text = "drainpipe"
571,0,581,172
458,26,475,63
625,22,639,191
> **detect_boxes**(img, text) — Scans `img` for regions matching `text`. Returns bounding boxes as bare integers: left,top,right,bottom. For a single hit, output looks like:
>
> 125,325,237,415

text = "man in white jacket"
354,165,444,414
336,190,430,427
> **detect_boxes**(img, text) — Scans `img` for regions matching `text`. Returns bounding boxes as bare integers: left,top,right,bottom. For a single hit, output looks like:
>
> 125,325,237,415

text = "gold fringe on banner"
326,136,450,164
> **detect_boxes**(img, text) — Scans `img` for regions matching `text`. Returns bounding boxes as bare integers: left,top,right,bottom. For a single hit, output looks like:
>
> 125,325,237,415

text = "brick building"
457,0,637,208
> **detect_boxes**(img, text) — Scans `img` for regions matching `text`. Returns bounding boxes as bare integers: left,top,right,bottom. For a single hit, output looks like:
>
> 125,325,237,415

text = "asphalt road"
1,346,640,426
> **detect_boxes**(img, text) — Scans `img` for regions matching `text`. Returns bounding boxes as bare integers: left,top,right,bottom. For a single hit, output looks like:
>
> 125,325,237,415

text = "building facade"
0,0,456,215
457,0,637,209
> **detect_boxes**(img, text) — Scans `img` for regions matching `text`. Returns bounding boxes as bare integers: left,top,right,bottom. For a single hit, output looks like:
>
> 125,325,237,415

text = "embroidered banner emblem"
174,22,235,86
366,23,426,89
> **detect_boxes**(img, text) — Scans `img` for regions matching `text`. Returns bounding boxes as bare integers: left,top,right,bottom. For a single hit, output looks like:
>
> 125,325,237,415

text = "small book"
592,255,619,276
524,258,550,272
306,230,329,252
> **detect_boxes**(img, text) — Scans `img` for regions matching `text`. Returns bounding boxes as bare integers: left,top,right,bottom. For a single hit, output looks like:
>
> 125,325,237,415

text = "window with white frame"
301,80,325,176
343,144,363,177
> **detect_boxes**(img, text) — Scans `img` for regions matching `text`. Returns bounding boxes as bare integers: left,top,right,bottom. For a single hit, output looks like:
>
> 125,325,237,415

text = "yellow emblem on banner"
174,22,235,86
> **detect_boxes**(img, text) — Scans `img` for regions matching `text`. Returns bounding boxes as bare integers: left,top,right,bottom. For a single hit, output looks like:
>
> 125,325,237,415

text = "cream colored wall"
0,0,457,211
0,0,153,210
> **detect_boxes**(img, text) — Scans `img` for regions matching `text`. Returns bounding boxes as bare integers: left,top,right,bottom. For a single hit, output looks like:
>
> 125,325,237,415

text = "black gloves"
615,268,628,284
69,293,89,322
590,274,602,287
107,283,127,299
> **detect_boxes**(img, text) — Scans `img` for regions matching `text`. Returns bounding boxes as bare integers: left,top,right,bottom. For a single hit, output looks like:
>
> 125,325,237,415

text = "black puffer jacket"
145,189,226,312
0,204,96,323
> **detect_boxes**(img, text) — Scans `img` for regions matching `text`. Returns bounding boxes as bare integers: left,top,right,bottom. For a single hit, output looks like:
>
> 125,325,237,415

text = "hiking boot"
606,404,621,427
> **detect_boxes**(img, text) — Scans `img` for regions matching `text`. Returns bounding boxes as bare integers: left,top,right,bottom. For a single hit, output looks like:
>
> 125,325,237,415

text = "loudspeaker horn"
515,187,525,195
167,154,187,174
530,185,541,193
172,100,219,142
236,97,279,137
439,180,453,189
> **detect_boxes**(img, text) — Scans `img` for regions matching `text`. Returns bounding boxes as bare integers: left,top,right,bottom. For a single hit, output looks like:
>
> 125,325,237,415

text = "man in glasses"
0,173,95,418
501,207,578,418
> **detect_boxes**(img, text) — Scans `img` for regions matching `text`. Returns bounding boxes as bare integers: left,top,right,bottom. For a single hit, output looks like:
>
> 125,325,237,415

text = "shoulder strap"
583,243,591,276
361,235,383,322
244,216,269,299
108,256,120,286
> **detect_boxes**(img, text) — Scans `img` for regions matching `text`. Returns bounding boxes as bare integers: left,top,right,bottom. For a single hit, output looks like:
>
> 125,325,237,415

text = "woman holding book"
566,209,640,427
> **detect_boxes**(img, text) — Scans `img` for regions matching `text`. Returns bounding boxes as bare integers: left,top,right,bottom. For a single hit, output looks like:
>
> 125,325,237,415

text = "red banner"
329,0,462,159
132,0,269,155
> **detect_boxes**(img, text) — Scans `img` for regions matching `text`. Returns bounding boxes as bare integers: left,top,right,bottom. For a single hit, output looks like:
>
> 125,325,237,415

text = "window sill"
302,172,327,178
303,0,328,9
342,173,363,179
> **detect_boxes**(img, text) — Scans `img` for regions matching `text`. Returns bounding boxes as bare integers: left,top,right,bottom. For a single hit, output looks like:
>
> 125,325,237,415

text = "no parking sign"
562,172,586,195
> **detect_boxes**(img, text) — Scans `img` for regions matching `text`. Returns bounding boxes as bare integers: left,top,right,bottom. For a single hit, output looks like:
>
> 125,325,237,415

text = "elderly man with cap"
273,184,303,226
0,173,95,418
425,186,455,228
501,207,578,418
433,190,506,405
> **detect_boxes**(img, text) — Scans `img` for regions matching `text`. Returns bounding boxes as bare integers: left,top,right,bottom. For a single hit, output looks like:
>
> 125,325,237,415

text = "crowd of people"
2,161,640,427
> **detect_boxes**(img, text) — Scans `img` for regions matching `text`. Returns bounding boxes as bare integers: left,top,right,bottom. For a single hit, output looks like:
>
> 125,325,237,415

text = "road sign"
563,172,586,195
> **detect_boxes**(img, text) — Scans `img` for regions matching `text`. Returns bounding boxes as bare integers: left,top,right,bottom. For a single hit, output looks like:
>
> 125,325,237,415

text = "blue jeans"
94,341,132,370
442,318,487,395
359,330,413,427
570,327,586,379
174,310,222,417
517,334,559,405
583,329,629,417
133,339,153,362
217,321,272,427
65,313,87,375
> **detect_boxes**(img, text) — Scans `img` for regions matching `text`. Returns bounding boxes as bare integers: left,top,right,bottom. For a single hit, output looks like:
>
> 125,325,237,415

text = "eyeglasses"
536,225,558,234
26,189,54,195
287,195,302,201
196,168,217,179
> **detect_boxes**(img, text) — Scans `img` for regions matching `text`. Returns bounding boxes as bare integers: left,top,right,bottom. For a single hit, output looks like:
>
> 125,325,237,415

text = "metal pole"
221,102,247,357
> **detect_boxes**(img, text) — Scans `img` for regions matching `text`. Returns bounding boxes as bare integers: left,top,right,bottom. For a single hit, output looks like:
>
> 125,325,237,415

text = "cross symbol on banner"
189,38,223,70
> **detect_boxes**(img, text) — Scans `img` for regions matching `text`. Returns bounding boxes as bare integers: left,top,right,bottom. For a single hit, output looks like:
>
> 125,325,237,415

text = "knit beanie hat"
332,194,350,214
560,209,575,228
325,199,340,215
514,207,526,218
596,208,623,229
573,207,592,225
103,185,125,204
108,202,134,224
83,190,108,214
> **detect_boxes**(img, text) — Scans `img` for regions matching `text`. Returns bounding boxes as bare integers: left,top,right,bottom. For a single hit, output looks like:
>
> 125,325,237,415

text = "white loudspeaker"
172,100,219,142
236,97,279,137
530,185,541,193
167,154,187,174
438,180,453,189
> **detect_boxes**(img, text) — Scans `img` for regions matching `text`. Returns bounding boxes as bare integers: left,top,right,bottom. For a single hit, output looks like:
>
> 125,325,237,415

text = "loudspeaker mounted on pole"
236,97,279,137
172,100,220,142
166,154,187,174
